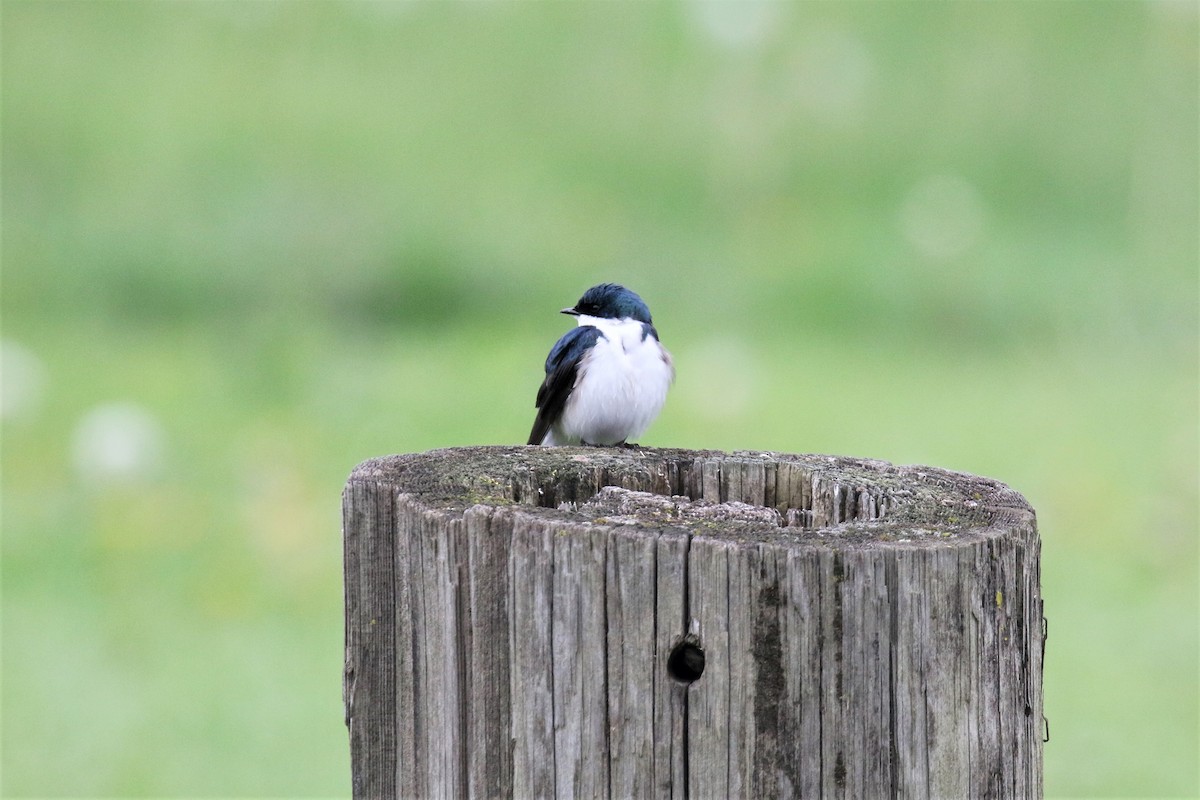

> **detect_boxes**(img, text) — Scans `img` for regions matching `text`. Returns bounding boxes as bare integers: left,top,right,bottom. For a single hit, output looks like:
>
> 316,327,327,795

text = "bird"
528,283,674,447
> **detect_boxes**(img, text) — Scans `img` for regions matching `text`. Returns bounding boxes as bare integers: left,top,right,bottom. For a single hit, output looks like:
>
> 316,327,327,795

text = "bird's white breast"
554,316,674,446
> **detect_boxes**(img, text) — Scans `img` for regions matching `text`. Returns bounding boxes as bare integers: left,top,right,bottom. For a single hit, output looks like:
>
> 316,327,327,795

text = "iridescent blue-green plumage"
569,283,653,325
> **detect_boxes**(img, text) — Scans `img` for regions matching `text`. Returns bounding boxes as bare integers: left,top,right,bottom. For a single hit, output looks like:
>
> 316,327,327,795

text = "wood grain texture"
344,446,1044,799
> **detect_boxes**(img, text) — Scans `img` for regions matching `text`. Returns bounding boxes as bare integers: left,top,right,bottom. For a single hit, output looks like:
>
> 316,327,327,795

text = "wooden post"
343,446,1044,799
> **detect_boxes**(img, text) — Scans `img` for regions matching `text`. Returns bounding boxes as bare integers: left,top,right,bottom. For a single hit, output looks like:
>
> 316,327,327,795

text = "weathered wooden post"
343,446,1044,799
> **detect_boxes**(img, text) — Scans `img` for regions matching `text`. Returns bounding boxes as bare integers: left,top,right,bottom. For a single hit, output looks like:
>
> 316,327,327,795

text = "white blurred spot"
72,403,166,484
1152,0,1198,19
689,1,778,49
899,174,987,261
789,27,874,124
1,340,46,421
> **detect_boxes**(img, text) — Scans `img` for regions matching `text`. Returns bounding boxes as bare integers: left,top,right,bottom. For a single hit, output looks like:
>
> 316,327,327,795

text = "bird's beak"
561,307,579,316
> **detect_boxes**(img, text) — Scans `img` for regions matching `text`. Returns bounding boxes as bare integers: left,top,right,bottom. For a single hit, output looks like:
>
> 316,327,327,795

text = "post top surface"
345,446,1035,550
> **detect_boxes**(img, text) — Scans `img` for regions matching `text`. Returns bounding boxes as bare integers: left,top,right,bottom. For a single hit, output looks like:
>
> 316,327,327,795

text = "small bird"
528,283,674,447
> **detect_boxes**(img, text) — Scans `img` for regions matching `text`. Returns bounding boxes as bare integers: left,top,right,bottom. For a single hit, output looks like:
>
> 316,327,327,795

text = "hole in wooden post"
667,640,705,683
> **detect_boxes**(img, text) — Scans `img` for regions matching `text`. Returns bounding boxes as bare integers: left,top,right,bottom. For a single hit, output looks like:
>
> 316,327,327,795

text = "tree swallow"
528,283,675,447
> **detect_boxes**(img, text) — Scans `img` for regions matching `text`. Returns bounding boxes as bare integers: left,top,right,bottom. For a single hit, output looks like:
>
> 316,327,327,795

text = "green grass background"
2,1,1196,796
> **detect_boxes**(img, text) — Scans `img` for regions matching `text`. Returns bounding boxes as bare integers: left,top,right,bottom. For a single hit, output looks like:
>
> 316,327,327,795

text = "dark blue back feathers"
528,326,603,445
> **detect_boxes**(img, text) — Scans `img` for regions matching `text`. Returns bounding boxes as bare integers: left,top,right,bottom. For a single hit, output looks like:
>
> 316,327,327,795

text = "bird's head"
562,283,653,324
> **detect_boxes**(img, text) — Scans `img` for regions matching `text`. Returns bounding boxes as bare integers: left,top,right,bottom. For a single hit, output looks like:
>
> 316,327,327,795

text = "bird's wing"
528,325,603,445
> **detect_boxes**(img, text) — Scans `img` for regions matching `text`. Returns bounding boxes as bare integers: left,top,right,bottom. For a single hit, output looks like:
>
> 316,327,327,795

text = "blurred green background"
2,1,1196,797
